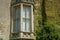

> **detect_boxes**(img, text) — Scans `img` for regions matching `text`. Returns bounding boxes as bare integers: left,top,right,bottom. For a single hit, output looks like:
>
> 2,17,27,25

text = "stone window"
12,4,34,33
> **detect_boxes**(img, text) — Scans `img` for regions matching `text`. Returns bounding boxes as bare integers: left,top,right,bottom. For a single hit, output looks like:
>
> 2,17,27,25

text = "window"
13,5,32,33
13,7,20,32
22,6,31,32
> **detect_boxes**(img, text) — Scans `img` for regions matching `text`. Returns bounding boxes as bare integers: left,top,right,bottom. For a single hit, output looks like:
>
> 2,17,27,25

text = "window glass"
23,7,26,18
23,6,31,18
26,7,30,18
16,7,20,18
26,20,30,32
13,20,17,32
22,6,31,32
23,19,26,32
17,19,20,32
13,20,20,32
13,7,20,32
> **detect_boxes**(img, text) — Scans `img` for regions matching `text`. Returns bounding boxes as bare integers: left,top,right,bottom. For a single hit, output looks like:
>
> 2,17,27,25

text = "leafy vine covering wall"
34,0,60,40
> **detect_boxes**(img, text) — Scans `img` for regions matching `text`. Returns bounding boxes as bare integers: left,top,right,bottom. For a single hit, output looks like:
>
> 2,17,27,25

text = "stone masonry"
0,0,11,40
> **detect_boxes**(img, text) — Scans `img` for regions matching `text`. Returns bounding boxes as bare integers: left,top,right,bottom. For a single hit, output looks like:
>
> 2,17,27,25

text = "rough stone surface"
0,0,11,40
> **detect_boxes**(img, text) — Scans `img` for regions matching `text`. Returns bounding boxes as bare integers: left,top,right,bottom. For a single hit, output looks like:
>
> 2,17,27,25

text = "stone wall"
0,0,11,40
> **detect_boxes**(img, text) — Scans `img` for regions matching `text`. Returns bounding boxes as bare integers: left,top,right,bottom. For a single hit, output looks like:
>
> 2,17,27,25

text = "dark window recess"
16,0,20,2
22,0,33,3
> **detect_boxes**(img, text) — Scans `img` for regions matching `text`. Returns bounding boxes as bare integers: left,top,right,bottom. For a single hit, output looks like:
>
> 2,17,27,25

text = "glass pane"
22,19,26,32
26,7,31,18
16,7,20,18
13,20,17,32
17,20,20,32
26,19,30,32
13,20,20,32
23,7,26,18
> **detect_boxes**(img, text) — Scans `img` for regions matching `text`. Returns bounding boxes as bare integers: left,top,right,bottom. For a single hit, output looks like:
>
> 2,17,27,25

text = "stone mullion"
20,3,23,32
20,3,24,38
31,5,34,32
